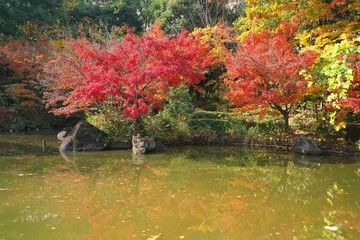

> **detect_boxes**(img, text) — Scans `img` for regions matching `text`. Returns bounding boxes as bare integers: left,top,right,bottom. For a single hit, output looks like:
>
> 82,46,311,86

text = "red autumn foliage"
0,38,48,108
339,52,360,114
45,26,217,119
0,108,16,127
225,25,318,128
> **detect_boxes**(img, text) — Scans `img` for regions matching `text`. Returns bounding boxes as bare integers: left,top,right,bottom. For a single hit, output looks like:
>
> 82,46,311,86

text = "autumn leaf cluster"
45,26,217,119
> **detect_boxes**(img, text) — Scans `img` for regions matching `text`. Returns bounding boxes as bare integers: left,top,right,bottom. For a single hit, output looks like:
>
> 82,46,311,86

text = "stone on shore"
59,121,110,152
294,137,322,155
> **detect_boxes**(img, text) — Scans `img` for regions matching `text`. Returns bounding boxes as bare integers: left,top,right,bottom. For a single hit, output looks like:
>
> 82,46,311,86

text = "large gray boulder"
59,121,110,152
294,137,322,155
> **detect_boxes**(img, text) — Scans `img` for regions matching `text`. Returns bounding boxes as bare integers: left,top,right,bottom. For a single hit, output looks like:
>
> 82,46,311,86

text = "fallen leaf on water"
147,234,162,240
324,226,338,231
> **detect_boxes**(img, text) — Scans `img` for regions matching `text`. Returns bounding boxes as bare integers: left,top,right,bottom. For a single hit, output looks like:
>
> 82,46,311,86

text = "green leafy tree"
138,0,245,33
65,0,142,32
0,0,66,38
308,36,360,130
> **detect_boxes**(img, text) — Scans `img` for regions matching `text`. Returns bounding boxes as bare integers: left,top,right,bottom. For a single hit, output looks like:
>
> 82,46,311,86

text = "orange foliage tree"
225,24,318,129
235,0,359,131
0,37,50,129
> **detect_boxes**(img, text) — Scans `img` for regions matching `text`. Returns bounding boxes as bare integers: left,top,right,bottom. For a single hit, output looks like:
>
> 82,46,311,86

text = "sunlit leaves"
235,0,298,40
234,0,360,131
313,36,360,129
192,23,236,61
236,0,359,44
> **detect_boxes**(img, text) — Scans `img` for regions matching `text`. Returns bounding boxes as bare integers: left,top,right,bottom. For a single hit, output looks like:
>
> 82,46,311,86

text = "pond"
0,132,359,239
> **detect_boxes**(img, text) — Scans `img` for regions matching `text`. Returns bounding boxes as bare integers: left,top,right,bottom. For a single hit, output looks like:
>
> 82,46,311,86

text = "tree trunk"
131,117,146,136
283,112,289,130
269,103,290,131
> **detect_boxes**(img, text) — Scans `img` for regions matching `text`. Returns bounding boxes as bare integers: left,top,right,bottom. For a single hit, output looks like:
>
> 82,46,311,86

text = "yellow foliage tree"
192,23,236,61
236,0,360,49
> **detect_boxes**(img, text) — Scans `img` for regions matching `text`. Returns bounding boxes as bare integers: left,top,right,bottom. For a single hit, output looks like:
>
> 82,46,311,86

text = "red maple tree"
45,25,216,121
225,25,318,129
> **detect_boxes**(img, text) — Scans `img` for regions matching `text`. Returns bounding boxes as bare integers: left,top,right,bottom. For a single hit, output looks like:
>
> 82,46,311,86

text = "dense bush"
86,85,284,146
87,112,133,141
188,110,281,144
144,85,194,143
188,111,233,142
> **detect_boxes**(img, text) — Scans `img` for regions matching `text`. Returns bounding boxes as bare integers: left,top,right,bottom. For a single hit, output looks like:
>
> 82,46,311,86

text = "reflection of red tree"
37,160,359,239
41,166,267,238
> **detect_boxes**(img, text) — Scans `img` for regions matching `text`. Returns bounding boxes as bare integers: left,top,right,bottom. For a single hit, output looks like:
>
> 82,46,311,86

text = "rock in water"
132,135,156,154
59,137,74,152
59,121,110,152
294,137,322,155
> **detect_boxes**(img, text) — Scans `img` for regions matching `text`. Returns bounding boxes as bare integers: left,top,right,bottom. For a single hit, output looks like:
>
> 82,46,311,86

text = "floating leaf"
324,226,338,231
147,234,162,240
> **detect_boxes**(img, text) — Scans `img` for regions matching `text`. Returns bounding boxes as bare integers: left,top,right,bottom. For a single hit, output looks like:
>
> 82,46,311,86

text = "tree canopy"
44,25,217,120
0,0,359,136
225,23,318,129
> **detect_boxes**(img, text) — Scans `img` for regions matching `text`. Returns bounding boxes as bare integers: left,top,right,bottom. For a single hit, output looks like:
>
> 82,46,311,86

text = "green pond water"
0,132,359,240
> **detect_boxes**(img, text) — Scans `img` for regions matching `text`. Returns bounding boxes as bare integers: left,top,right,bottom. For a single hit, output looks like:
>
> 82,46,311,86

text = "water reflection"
132,153,145,165
294,154,321,168
59,151,81,174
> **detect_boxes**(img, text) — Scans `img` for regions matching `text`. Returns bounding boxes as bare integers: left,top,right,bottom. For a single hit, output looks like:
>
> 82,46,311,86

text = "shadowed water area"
0,132,359,239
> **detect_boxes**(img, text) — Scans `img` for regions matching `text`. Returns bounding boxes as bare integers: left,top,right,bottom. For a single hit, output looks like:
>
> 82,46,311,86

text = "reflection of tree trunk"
130,154,146,219
132,153,145,165
59,151,81,174
130,154,146,193
128,154,160,223
266,164,289,202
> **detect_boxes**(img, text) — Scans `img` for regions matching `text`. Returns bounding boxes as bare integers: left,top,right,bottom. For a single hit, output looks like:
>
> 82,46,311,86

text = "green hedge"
188,111,248,136
188,118,231,135
190,111,232,120
187,111,281,144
